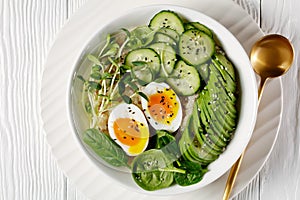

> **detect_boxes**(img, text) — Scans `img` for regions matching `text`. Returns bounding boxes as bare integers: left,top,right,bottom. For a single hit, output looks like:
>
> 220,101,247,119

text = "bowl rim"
66,4,258,195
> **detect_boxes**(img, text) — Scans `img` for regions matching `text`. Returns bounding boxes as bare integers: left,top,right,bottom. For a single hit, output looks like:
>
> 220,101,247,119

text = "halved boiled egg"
108,103,150,156
141,82,182,132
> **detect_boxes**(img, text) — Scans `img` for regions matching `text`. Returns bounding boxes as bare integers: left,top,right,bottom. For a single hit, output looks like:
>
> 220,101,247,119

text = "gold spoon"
222,34,294,200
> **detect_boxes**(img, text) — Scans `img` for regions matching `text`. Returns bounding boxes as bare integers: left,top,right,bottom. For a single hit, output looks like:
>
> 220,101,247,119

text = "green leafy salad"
78,10,238,191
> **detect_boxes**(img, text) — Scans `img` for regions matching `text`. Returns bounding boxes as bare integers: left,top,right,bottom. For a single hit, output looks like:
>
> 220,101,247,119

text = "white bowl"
68,4,258,195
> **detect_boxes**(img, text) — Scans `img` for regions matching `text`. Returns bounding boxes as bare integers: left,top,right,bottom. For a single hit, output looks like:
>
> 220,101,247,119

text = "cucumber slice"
131,68,153,83
148,42,176,77
154,33,177,46
157,27,180,42
167,60,200,96
149,10,185,34
125,48,160,83
179,29,215,66
185,22,213,38
184,23,195,30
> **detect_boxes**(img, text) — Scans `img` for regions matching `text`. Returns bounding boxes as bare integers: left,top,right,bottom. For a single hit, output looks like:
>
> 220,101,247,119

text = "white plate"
41,0,282,199
69,4,257,195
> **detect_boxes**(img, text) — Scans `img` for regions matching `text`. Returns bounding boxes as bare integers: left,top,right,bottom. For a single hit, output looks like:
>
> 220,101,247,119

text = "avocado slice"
198,93,229,147
191,103,224,155
208,63,237,102
201,91,236,140
214,52,236,80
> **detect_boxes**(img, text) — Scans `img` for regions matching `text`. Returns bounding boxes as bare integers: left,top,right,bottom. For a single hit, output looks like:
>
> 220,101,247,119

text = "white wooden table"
1,0,299,199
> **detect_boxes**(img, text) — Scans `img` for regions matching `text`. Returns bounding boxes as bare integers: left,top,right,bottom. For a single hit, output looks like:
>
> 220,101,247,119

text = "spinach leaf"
155,130,181,161
83,128,130,168
132,149,184,191
174,159,208,186
155,130,175,149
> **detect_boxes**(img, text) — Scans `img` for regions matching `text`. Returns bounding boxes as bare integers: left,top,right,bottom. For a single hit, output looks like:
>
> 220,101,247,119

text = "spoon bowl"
250,34,294,95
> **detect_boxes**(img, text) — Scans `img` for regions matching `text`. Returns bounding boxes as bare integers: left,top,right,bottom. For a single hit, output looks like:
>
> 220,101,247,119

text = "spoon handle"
222,78,267,200
257,77,267,101
222,153,244,200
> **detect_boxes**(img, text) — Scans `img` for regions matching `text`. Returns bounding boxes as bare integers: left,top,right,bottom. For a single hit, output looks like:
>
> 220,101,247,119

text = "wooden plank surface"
0,0,67,200
258,0,300,199
1,0,299,199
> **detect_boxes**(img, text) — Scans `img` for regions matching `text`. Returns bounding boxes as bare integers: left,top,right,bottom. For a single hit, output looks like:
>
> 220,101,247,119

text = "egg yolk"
147,88,179,125
113,118,149,154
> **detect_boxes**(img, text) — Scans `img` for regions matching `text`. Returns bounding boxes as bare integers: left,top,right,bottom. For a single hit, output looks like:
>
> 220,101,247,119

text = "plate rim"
67,4,258,195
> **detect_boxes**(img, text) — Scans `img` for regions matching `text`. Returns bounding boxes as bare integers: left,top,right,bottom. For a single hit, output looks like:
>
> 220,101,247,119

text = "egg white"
108,103,149,156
